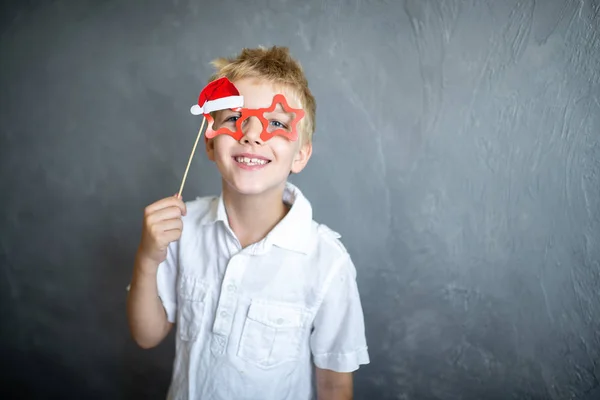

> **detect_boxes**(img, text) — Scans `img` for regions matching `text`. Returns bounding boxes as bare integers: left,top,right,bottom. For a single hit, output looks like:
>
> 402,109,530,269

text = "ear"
205,136,216,162
290,140,312,174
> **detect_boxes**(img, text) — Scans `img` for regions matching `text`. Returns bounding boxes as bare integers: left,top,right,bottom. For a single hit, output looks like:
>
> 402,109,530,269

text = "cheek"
270,141,300,162
212,138,234,160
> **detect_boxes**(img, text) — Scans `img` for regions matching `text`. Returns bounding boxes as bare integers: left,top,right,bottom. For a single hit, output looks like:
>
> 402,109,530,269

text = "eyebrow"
267,103,296,114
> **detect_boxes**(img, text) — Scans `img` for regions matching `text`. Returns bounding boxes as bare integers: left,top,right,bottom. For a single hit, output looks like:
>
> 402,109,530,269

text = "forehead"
233,78,302,110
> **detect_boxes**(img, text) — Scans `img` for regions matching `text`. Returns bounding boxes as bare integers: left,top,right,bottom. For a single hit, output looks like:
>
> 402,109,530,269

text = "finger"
155,218,183,233
146,206,183,225
144,199,176,217
145,196,186,216
148,219,183,242
155,227,183,245
162,229,183,244
169,196,187,216
176,197,187,216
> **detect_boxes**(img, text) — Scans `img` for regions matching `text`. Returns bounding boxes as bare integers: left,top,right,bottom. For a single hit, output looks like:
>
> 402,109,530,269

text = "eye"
270,120,288,129
224,115,239,123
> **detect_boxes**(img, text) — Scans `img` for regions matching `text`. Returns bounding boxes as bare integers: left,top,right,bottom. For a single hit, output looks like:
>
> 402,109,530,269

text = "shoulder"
313,222,347,255
181,195,219,227
310,221,356,276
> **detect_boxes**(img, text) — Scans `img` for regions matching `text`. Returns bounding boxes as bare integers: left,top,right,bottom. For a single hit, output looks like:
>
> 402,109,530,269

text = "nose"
239,116,264,145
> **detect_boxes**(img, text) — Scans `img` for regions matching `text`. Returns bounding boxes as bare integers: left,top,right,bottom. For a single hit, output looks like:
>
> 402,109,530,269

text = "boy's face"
205,78,312,196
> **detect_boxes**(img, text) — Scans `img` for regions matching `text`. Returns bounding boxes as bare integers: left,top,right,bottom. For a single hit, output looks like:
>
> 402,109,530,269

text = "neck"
222,181,290,248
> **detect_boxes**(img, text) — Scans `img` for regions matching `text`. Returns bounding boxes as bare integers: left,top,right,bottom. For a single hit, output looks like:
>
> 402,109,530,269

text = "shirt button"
227,284,236,292
277,318,284,325
220,311,228,318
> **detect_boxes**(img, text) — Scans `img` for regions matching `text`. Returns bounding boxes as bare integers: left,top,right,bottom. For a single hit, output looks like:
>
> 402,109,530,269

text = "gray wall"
1,0,599,399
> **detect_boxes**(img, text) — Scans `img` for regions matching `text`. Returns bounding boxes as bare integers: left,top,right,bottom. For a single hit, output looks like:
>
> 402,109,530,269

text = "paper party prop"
190,77,244,115
204,94,305,142
178,77,244,197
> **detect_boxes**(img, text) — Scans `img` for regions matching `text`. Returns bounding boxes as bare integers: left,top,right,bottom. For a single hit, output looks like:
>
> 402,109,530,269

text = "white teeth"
235,156,268,166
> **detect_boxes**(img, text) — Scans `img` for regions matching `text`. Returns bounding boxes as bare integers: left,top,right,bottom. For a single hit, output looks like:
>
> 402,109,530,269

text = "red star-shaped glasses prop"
204,94,305,142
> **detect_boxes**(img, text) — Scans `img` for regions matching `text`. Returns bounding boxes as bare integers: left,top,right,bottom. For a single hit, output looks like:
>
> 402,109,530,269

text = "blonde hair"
209,46,316,144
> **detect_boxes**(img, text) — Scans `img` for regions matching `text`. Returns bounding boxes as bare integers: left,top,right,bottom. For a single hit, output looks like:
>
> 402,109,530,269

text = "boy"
127,46,369,400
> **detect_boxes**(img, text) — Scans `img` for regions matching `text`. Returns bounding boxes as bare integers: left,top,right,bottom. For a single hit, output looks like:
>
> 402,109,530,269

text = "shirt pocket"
237,300,307,369
177,275,209,342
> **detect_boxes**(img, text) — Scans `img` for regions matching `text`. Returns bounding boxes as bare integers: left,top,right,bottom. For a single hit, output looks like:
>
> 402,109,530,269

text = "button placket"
212,256,244,337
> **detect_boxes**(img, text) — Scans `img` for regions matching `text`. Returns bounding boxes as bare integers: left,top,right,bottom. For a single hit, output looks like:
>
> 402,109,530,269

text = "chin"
223,174,287,197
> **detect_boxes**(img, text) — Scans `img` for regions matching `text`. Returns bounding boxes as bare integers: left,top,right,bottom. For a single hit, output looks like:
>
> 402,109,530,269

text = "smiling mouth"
233,156,271,166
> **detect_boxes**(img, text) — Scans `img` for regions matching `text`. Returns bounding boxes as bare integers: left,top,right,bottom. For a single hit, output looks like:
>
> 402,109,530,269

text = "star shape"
202,94,305,142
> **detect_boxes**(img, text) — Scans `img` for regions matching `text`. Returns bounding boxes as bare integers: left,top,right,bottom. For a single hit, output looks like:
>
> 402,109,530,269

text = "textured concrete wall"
1,0,599,399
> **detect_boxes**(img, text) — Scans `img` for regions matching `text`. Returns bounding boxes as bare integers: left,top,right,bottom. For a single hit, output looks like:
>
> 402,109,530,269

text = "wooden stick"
178,117,207,198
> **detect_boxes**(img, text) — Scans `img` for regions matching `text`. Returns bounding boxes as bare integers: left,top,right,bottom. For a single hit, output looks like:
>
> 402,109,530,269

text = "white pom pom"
190,104,202,115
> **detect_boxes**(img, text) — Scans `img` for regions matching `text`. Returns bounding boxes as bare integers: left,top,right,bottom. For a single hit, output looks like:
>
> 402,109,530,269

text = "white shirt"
156,182,369,400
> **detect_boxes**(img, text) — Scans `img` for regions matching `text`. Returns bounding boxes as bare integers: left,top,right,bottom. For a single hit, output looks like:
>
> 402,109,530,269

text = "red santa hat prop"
178,77,243,198
190,77,244,115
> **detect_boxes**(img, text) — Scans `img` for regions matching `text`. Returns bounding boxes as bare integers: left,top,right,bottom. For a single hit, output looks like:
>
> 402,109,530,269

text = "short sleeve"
156,240,179,323
310,254,370,373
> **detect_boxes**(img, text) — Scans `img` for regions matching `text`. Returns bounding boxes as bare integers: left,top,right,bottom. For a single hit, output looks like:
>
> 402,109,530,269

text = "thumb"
174,193,187,215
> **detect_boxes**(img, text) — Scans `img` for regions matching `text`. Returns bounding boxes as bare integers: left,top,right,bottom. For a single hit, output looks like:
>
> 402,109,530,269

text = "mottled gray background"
1,0,599,399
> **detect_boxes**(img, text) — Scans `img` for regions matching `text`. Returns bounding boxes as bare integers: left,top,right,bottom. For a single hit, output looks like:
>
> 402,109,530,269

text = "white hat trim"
190,95,244,115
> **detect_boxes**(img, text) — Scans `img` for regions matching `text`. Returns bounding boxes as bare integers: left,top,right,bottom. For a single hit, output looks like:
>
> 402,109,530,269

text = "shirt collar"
205,182,313,254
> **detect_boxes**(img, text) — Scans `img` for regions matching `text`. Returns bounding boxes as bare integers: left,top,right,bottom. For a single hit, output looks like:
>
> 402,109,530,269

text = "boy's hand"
137,194,187,267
